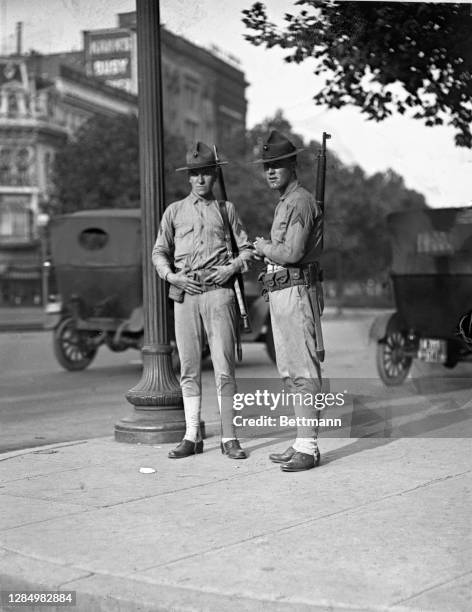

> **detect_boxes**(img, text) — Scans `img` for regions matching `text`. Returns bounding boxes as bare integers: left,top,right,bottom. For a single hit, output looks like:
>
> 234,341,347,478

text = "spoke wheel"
376,330,412,386
53,317,98,371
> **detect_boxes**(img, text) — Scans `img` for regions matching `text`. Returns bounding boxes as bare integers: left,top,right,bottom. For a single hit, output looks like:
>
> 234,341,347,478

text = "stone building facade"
0,57,138,305
0,13,247,305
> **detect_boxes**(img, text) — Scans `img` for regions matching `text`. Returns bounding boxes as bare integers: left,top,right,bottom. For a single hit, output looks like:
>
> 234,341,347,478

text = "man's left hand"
205,263,236,284
253,236,269,256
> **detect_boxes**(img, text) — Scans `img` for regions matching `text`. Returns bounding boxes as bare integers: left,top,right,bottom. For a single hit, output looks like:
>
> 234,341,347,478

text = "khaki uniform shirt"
260,180,323,266
152,193,252,279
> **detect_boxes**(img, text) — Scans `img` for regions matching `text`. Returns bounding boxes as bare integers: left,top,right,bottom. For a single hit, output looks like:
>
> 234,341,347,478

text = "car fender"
43,313,63,330
126,306,144,332
368,310,398,343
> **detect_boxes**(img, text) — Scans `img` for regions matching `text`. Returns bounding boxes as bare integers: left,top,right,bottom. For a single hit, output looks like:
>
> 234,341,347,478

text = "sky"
1,0,471,208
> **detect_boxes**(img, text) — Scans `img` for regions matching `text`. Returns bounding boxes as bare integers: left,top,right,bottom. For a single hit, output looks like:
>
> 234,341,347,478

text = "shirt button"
200,240,204,244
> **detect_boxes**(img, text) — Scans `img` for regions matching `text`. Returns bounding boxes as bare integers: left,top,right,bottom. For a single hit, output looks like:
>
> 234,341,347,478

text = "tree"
243,1,472,147
224,110,426,279
52,114,188,214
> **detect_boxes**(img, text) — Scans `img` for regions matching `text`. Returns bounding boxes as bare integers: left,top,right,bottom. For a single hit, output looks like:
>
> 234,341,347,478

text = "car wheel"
53,317,98,371
376,331,412,386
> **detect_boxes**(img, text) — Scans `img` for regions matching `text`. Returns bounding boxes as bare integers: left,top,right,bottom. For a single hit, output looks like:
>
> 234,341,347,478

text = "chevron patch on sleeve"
290,212,306,228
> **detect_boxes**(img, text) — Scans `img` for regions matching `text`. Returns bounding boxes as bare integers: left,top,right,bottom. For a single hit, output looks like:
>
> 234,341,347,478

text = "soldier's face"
189,167,216,198
263,159,295,192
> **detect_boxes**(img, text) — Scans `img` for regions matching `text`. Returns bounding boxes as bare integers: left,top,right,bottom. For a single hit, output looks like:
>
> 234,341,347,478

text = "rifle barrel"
213,145,228,201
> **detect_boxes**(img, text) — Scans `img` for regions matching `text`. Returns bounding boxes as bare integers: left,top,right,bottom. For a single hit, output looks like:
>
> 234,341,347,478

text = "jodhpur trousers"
269,285,322,451
174,287,237,399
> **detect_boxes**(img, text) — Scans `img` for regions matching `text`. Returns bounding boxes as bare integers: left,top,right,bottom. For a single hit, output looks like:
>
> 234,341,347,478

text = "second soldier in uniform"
254,130,325,472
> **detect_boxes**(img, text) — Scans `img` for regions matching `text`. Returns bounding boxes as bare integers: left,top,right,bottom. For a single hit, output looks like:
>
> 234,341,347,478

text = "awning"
0,267,41,280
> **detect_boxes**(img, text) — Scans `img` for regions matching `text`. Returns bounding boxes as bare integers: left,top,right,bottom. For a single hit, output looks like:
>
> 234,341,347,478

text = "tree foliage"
52,114,188,214
52,110,427,280
243,1,472,147
227,110,426,279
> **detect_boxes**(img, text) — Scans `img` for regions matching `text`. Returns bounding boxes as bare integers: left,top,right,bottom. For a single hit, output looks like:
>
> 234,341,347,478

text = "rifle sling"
218,200,239,258
217,200,250,333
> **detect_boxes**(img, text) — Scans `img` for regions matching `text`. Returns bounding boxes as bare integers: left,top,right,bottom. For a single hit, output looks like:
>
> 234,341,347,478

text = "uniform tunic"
152,193,251,277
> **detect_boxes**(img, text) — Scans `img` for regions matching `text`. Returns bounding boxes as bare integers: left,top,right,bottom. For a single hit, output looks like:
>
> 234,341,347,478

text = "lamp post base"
115,412,185,444
115,344,186,444
115,415,206,444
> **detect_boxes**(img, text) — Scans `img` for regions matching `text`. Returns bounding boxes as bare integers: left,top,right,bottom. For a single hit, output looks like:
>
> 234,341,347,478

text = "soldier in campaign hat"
253,130,324,472
152,142,253,459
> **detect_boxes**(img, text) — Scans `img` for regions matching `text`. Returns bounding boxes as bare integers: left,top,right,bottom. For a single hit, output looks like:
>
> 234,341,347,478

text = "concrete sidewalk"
0,308,45,332
0,433,470,611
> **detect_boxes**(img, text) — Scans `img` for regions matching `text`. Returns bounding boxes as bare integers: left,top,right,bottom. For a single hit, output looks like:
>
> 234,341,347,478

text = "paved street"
1,311,471,611
1,311,471,453
0,309,400,453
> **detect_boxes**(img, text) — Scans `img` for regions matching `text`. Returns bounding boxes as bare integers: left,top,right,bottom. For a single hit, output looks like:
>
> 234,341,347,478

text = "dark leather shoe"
220,439,247,459
269,446,296,464
280,450,321,472
168,439,203,459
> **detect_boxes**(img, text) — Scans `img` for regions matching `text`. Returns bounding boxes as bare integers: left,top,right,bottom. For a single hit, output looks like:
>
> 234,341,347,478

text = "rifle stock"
213,145,251,361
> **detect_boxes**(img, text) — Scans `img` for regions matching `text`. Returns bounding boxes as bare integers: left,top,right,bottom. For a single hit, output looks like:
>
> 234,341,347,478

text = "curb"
0,550,418,612
0,323,45,333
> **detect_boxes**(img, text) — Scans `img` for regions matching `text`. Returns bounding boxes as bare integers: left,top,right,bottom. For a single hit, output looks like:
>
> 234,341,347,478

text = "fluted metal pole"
115,0,185,443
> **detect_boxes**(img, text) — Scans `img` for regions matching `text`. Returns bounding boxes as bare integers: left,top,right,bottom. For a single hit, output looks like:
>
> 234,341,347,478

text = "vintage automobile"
371,207,472,385
44,209,274,371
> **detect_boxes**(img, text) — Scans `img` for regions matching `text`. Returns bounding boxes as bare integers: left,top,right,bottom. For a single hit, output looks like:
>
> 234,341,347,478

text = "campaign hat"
253,130,304,163
175,141,228,172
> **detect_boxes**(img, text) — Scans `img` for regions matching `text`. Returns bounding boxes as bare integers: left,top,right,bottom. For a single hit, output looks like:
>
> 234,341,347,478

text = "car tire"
53,317,98,371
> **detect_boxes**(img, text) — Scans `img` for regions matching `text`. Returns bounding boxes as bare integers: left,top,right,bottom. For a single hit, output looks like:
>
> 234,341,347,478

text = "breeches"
269,285,322,438
174,288,237,397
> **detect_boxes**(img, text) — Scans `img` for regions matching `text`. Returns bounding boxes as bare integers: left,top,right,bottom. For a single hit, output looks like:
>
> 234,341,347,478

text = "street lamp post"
115,0,185,444
37,212,50,308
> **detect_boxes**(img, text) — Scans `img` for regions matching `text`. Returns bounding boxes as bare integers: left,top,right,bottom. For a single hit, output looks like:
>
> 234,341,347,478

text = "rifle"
311,132,331,363
315,132,331,248
213,145,251,361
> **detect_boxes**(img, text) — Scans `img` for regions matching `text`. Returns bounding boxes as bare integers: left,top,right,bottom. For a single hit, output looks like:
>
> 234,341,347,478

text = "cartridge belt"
258,262,323,301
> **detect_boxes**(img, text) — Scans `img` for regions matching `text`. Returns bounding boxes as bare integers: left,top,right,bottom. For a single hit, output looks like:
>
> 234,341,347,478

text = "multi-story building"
0,57,138,305
84,11,247,146
0,12,247,306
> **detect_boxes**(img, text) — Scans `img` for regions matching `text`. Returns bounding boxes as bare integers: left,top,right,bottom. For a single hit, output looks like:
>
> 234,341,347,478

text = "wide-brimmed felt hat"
175,141,228,172
252,130,304,164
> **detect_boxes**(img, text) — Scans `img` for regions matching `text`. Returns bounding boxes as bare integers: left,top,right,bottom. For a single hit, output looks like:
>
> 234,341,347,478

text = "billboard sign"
84,29,132,89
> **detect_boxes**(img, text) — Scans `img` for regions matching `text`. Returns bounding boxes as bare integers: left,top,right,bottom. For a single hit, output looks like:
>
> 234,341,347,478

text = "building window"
16,148,30,186
0,202,32,243
184,78,199,111
184,119,199,142
7,92,18,117
44,151,52,184
0,148,12,185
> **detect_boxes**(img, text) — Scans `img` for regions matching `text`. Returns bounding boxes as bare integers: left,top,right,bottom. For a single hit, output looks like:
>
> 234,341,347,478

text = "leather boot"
220,439,247,459
269,445,296,464
280,449,321,472
168,439,203,459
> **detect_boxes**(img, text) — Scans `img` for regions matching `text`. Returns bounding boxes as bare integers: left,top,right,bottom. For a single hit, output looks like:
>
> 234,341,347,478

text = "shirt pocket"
174,223,193,258
175,223,193,239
